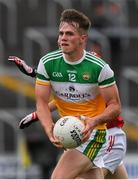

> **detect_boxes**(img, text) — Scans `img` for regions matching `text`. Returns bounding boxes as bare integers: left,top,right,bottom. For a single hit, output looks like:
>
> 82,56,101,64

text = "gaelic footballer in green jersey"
36,49,115,130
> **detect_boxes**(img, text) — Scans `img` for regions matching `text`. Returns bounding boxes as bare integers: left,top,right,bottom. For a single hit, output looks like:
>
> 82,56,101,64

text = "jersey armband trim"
36,80,50,86
99,77,115,86
99,82,115,88
36,73,49,81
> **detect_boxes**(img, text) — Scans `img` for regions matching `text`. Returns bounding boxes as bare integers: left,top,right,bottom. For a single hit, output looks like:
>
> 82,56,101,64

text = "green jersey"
36,49,115,129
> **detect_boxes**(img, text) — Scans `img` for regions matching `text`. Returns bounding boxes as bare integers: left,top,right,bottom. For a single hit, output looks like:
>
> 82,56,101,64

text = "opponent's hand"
19,112,38,129
8,56,36,77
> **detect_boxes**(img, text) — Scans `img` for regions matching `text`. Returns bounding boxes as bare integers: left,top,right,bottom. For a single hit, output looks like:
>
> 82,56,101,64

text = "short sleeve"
98,64,115,88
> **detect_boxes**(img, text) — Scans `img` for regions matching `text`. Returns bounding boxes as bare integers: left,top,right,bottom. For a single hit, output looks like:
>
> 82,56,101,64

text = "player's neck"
64,49,85,62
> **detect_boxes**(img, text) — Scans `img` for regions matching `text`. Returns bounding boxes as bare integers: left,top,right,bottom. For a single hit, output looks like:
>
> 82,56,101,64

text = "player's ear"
81,34,88,43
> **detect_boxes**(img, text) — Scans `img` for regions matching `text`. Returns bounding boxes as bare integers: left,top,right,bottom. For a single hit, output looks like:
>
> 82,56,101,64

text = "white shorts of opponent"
103,127,126,174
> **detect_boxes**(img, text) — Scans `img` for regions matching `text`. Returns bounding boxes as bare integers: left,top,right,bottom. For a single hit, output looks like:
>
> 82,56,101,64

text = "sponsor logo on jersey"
56,92,91,101
55,86,91,102
52,72,63,77
69,86,75,92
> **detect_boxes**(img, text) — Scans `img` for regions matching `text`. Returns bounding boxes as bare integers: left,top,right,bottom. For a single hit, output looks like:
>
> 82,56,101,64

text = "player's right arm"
35,57,63,148
35,83,61,148
35,83,53,136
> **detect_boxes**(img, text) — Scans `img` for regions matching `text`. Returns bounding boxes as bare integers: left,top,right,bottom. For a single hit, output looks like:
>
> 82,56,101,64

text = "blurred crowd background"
0,0,138,179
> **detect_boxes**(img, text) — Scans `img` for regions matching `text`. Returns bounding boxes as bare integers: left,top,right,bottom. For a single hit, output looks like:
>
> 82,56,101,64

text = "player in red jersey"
8,55,128,179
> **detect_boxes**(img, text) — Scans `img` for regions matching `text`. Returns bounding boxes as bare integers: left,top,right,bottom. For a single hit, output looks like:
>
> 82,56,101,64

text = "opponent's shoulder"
40,49,62,63
85,51,107,68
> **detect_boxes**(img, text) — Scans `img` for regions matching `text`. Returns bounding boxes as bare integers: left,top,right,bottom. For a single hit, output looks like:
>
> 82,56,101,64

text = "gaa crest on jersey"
82,73,90,80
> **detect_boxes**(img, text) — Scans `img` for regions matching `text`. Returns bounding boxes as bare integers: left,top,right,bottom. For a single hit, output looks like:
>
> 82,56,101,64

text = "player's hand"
19,112,38,129
80,116,95,143
50,135,64,149
45,124,64,149
8,56,36,77
45,124,65,149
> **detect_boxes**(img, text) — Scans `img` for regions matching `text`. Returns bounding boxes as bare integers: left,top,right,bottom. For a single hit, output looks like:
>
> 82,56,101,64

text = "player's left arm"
85,84,121,128
82,84,121,141
99,84,121,123
96,63,122,125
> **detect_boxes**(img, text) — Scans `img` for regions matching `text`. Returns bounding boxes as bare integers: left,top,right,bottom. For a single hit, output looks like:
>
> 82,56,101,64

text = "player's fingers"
8,57,15,61
50,137,64,148
81,124,90,134
81,130,91,142
8,56,22,63
54,142,63,148
8,56,17,61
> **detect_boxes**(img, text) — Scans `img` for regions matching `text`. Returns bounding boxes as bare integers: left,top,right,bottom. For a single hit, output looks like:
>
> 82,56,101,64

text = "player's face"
58,22,86,56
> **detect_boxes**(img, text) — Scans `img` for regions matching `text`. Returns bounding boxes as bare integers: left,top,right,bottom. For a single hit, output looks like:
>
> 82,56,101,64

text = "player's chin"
61,47,70,54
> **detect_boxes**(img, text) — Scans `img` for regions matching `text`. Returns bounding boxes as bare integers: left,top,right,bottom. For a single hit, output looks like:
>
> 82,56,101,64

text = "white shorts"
76,129,107,168
103,127,126,173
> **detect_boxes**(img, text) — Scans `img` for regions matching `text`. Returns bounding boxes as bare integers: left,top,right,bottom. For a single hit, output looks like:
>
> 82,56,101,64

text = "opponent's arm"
8,56,36,77
19,99,56,129
19,111,38,129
